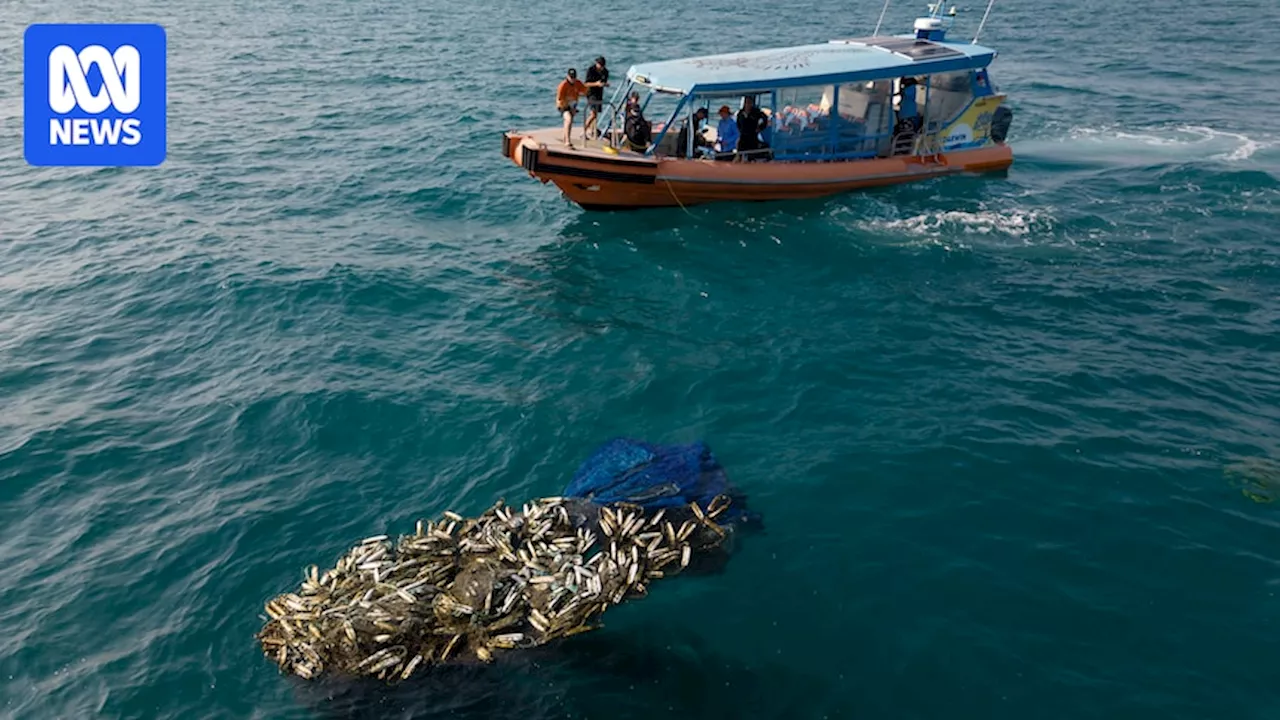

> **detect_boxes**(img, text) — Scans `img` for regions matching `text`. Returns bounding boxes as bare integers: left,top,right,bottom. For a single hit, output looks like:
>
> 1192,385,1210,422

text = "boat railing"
596,99,626,146
594,112,973,162
764,125,898,161
914,132,945,156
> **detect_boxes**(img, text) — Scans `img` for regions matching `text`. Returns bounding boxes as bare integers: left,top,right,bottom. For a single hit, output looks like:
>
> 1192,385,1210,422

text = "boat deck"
513,122,700,163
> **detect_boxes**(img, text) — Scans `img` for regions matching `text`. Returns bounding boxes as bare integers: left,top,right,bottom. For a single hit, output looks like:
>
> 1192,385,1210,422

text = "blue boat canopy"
625,36,998,95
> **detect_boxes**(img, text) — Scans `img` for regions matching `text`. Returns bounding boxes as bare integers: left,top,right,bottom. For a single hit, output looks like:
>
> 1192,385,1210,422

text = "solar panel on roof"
832,36,965,61
865,38,964,60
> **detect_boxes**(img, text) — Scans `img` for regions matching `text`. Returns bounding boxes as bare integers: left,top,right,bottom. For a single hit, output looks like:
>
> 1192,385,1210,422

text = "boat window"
773,86,829,132
768,85,836,159
973,69,995,97
645,91,683,128
832,80,894,157
923,71,975,127
644,91,696,156
766,80,895,160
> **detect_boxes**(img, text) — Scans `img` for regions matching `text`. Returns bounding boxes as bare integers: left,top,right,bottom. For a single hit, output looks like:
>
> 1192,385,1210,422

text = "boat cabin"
602,23,1007,162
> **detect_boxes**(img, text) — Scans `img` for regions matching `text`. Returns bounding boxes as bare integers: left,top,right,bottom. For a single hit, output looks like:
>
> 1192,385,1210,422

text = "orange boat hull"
502,131,1013,211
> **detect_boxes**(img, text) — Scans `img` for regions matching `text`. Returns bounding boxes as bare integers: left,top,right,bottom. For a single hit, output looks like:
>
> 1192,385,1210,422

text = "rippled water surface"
2,0,1280,718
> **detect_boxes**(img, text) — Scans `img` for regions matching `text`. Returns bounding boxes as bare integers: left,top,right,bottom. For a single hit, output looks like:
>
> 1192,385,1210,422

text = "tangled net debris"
256,493,738,683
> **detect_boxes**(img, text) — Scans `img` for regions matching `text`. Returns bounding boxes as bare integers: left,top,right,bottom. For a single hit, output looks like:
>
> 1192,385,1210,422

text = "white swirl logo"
47,44,140,114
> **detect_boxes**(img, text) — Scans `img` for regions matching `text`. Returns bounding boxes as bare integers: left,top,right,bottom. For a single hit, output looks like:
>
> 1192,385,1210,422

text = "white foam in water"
858,208,1049,239
1027,124,1272,164
1213,133,1265,162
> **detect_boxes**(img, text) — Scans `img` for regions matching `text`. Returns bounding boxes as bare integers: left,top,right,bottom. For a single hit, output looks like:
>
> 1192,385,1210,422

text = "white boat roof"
626,36,997,94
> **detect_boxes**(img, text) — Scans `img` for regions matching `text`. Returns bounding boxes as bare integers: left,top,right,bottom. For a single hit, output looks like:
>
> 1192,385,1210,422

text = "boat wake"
1017,124,1276,167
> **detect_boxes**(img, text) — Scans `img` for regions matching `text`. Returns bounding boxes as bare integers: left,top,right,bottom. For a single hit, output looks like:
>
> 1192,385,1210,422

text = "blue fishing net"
563,438,759,527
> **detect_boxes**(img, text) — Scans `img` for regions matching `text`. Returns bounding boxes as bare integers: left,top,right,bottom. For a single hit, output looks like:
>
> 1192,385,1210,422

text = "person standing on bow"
556,68,589,146
583,56,609,140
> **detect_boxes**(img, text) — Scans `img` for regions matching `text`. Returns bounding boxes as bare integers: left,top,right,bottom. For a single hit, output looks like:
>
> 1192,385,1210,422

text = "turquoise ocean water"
3,0,1280,717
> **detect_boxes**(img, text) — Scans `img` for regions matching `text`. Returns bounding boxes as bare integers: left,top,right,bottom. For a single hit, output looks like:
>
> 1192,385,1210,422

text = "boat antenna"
972,0,997,43
872,0,892,36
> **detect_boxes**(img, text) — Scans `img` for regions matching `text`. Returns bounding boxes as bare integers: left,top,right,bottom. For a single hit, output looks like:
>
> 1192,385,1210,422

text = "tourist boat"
501,2,1014,211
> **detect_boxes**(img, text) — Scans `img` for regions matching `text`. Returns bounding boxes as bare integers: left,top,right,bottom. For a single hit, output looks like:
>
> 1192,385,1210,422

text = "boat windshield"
642,91,685,133
922,70,985,131
600,83,688,153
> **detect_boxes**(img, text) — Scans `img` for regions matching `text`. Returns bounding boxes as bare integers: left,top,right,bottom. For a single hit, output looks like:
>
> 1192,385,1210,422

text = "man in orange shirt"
556,68,589,147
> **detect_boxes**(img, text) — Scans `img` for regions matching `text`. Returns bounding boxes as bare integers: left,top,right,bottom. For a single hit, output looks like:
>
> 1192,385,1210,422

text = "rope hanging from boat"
972,0,997,43
661,177,694,217
872,0,893,36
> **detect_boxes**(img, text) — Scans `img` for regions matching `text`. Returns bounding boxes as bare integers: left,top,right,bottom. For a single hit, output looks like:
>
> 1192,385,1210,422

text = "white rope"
872,0,892,36
972,0,997,43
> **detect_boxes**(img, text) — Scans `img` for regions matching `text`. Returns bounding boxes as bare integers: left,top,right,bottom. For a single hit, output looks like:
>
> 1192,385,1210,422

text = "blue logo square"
24,23,167,167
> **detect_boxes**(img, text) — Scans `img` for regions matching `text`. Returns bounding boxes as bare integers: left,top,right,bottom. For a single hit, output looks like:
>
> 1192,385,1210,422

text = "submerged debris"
256,494,737,682
1225,457,1280,504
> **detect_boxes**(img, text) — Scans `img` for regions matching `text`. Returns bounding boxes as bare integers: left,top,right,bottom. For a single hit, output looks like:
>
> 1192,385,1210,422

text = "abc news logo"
25,24,166,167
48,44,144,146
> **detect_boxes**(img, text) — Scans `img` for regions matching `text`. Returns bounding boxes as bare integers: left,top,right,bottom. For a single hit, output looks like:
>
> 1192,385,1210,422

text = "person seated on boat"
623,97,652,152
556,68,589,146
713,105,739,161
895,77,922,134
775,105,793,131
735,95,769,161
782,105,812,134
675,107,711,159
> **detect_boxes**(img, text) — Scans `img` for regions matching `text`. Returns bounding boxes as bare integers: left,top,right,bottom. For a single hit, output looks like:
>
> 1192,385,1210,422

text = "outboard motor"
990,105,1013,144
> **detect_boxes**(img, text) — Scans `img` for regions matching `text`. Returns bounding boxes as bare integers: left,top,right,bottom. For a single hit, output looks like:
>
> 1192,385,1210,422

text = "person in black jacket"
623,95,652,151
675,107,710,158
583,56,609,140
735,96,768,160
